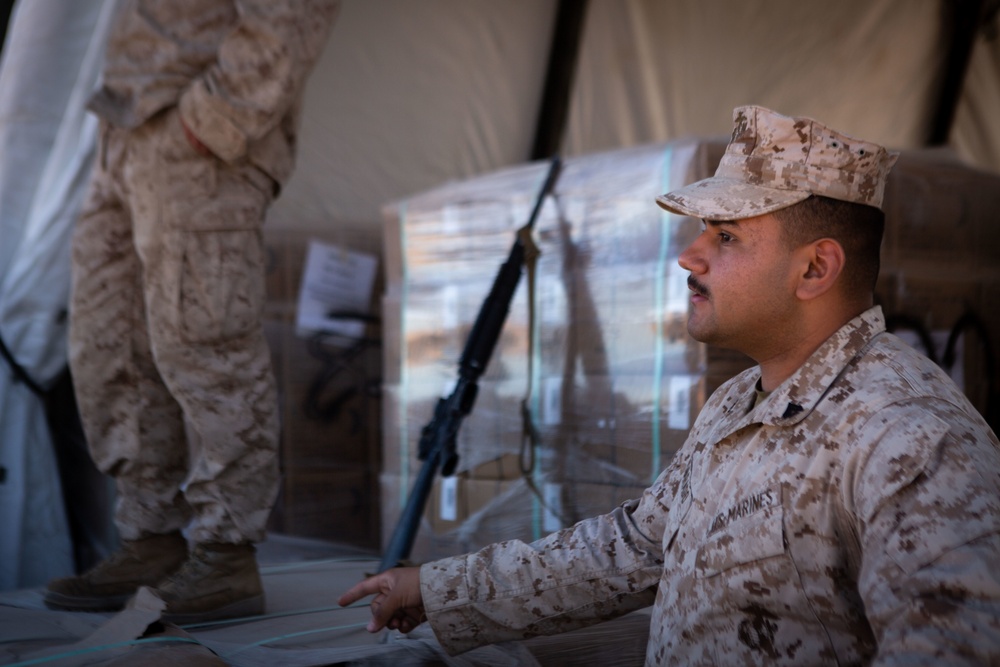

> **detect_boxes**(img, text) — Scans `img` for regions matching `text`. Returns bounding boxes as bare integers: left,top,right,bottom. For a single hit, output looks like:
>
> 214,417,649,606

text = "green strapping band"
528,188,545,542
651,146,674,483
398,201,410,508
5,636,201,667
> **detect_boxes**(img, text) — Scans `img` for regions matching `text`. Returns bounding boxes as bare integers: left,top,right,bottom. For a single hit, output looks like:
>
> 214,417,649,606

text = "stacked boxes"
380,138,1000,565
380,140,730,563
263,229,383,550
877,149,1000,427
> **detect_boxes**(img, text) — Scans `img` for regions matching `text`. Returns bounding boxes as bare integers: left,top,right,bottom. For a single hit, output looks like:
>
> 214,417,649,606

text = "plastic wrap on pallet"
379,139,730,563
380,138,1000,567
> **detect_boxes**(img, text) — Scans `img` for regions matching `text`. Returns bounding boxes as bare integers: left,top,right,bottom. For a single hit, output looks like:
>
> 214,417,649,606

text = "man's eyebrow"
701,218,741,229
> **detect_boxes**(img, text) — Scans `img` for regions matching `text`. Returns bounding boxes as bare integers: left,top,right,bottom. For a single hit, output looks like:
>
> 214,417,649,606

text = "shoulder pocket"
859,409,999,577
855,411,949,525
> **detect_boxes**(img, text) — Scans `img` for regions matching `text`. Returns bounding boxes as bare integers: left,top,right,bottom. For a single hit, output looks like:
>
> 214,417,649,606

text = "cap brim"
656,177,810,221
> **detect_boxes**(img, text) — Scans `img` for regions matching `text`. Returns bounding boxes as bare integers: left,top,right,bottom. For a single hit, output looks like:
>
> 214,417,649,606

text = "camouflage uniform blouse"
420,307,1000,665
88,0,340,189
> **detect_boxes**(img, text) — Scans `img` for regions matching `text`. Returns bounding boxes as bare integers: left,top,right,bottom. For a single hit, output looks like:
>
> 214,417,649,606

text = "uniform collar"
698,307,887,438
751,306,886,427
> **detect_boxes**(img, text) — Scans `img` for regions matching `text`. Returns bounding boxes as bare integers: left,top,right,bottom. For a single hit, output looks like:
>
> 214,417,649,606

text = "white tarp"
0,0,119,590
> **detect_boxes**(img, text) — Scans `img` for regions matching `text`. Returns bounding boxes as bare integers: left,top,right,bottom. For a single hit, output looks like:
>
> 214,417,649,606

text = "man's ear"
795,238,845,301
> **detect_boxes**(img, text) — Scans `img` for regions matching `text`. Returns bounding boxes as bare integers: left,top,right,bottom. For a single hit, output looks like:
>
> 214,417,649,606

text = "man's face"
677,213,801,359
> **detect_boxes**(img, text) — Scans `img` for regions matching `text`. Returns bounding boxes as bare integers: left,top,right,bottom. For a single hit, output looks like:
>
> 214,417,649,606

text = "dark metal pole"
530,0,590,161
927,0,986,146
0,0,14,57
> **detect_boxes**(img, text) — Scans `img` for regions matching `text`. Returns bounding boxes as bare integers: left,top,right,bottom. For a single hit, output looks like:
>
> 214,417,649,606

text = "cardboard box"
881,149,1000,268
263,230,383,547
271,465,379,549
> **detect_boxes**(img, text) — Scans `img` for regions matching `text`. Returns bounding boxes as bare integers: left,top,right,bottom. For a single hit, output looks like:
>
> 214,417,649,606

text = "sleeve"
419,467,677,656
178,0,341,162
848,399,1000,666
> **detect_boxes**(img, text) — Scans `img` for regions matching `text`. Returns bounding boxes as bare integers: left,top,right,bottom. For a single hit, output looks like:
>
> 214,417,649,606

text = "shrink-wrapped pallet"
380,140,728,562
380,139,1000,563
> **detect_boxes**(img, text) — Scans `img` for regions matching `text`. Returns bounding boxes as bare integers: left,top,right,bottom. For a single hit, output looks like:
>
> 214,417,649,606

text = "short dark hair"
772,195,885,297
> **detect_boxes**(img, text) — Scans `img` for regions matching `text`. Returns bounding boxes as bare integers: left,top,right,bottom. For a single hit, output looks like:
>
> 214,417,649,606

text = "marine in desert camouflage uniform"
339,106,1000,665
45,0,341,623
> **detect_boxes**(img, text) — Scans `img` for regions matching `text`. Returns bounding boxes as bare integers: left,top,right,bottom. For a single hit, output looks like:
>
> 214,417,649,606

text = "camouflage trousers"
69,109,279,545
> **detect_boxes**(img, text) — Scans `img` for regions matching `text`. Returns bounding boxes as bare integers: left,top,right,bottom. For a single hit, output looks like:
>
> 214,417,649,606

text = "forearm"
421,502,662,655
179,0,340,162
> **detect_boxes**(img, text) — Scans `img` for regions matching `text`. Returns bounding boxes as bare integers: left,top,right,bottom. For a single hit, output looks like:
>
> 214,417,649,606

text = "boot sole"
43,590,130,612
160,594,265,625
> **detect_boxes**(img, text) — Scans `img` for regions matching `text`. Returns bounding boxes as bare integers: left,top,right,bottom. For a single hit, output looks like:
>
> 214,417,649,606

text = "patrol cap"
656,105,899,220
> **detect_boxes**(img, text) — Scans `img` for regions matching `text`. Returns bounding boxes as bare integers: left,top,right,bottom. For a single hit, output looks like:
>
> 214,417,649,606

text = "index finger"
338,576,382,607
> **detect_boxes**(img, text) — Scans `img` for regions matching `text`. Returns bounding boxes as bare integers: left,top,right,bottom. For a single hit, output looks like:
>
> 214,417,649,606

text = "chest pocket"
696,487,785,578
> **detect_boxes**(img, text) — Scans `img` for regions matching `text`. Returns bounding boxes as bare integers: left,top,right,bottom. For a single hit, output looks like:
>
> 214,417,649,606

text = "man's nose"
678,237,704,273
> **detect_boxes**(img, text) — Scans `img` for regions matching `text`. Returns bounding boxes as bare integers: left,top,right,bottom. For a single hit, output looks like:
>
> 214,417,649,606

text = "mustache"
687,276,710,298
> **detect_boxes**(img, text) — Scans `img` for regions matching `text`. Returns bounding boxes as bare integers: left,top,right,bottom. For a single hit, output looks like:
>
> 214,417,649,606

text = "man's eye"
718,232,733,243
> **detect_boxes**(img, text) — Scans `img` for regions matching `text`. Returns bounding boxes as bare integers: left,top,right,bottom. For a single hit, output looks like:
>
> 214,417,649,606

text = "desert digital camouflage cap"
657,105,899,220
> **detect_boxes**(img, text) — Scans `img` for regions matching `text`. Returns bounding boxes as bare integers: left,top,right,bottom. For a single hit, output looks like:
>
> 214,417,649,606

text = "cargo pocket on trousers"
177,197,266,345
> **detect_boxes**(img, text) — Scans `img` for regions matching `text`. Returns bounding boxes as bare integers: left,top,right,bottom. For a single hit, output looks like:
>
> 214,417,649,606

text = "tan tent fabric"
268,0,559,240
952,21,1000,173
270,0,999,245
566,0,944,154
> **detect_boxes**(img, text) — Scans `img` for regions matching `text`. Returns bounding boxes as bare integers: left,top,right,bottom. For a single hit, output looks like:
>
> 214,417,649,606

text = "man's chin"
686,324,735,350
686,322,712,344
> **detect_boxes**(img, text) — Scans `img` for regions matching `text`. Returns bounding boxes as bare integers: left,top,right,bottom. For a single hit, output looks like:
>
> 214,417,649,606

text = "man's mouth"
687,276,709,299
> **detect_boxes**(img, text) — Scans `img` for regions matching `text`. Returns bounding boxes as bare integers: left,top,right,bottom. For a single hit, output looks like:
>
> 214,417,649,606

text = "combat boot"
45,531,188,611
153,542,264,624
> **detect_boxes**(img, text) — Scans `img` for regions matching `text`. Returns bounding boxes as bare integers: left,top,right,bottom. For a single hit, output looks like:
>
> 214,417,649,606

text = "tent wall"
952,14,1000,172
267,0,560,241
565,0,944,154
269,0,1000,246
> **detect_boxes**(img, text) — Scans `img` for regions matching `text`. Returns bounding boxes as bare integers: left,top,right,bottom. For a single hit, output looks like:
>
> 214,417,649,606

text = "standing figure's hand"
180,117,212,157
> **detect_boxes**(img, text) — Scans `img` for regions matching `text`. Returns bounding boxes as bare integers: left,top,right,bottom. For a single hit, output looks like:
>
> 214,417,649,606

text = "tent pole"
530,0,590,161
927,0,986,146
0,0,15,56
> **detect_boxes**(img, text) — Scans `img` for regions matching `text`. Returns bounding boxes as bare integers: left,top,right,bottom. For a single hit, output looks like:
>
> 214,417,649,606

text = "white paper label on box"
543,482,562,532
442,205,461,235
542,377,562,426
538,281,567,324
439,476,458,522
668,374,693,430
441,284,459,330
296,240,377,341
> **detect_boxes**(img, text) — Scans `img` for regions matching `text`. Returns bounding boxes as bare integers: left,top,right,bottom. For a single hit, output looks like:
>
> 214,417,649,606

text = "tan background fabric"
269,0,1000,244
